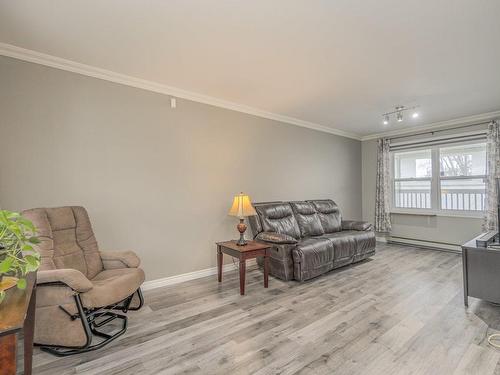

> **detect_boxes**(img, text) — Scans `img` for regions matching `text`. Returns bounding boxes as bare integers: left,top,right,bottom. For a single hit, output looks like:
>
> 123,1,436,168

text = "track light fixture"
382,105,419,125
383,115,389,125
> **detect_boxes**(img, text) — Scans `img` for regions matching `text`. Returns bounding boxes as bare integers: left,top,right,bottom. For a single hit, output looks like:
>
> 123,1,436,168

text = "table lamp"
228,192,257,246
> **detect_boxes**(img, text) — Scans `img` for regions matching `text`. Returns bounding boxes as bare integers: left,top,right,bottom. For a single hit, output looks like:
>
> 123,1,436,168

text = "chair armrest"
255,232,298,244
37,269,93,292
100,250,141,269
341,220,373,231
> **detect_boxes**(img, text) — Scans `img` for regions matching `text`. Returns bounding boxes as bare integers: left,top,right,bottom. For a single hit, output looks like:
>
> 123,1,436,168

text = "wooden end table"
0,272,37,375
216,240,271,295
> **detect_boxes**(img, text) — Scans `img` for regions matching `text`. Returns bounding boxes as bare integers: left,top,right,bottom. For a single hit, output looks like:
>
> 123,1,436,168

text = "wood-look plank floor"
21,243,500,374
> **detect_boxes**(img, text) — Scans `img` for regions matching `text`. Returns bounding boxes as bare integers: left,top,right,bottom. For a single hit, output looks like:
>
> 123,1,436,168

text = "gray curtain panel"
484,120,500,231
375,138,392,232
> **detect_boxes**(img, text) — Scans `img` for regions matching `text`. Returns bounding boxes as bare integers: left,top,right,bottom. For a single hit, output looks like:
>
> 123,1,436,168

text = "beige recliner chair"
22,206,145,356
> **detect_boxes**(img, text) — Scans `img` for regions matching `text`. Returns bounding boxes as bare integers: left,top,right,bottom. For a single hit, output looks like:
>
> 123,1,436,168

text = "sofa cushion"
321,232,357,260
350,230,376,255
308,200,342,233
290,201,325,238
254,203,301,239
292,237,334,271
322,230,375,259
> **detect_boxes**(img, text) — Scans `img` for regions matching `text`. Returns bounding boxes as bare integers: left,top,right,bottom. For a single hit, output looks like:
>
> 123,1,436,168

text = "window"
439,143,486,211
391,141,487,214
393,149,432,209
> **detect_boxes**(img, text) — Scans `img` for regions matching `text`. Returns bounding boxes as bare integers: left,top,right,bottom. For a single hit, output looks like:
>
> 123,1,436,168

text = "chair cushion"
254,203,301,239
308,200,342,233
290,202,324,238
22,206,103,279
81,268,145,309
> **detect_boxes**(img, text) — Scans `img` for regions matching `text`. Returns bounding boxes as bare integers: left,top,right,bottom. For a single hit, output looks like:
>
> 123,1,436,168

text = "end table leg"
23,286,36,375
264,255,269,288
0,334,17,375
217,246,223,282
462,248,468,307
239,259,246,295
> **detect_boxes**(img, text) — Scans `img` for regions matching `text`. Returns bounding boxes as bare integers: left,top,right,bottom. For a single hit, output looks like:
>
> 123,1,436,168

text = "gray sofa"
248,200,375,281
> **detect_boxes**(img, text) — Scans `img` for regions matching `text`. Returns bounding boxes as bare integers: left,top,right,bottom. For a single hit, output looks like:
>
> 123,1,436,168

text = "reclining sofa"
248,199,375,281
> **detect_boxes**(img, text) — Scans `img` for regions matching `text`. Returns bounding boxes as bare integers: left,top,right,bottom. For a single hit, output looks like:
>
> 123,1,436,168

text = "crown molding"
360,110,500,141
0,42,361,140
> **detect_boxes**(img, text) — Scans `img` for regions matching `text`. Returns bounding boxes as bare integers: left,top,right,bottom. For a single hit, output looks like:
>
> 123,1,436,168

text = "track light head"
381,105,419,126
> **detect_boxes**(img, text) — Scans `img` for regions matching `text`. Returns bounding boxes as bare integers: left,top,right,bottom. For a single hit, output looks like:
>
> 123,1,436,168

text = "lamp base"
236,218,248,246
236,238,247,246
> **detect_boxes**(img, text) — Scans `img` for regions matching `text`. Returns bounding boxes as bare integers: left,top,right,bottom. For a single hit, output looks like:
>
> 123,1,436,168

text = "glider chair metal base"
37,287,144,357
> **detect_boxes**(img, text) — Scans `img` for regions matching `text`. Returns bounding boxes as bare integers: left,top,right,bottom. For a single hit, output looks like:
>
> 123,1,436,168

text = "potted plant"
0,210,41,303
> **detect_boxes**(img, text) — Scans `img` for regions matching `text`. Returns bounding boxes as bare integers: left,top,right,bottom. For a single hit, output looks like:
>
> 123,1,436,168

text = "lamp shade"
228,193,257,218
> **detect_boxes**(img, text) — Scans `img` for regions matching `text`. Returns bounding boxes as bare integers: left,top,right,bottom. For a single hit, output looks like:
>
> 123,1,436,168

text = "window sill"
390,210,484,219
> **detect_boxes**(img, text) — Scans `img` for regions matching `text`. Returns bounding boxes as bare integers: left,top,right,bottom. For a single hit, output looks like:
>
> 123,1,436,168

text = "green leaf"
18,263,27,276
24,255,40,272
16,278,26,289
28,236,40,244
0,257,13,273
5,211,20,219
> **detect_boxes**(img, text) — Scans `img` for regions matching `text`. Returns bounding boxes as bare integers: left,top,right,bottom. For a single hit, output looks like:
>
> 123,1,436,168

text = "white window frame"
390,139,486,218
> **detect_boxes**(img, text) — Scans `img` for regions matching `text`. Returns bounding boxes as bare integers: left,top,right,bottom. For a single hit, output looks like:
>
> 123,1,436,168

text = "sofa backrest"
253,202,301,239
289,201,324,237
248,201,281,237
308,199,342,233
21,206,103,279
250,199,343,239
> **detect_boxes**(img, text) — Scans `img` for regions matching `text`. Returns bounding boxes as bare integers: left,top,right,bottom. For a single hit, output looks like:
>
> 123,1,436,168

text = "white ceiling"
1,0,500,138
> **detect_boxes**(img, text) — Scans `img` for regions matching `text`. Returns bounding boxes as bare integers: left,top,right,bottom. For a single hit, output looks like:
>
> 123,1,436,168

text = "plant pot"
0,276,18,292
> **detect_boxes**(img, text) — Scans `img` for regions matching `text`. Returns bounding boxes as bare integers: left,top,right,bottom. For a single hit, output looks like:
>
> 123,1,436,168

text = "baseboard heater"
380,235,461,253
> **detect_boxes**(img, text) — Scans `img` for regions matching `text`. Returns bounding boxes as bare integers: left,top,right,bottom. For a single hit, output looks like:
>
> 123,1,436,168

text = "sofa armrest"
255,232,298,244
100,250,141,269
37,269,93,292
341,220,373,231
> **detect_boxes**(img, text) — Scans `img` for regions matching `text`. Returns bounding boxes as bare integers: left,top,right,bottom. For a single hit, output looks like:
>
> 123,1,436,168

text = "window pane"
439,143,486,177
394,180,431,209
394,149,432,178
440,178,486,211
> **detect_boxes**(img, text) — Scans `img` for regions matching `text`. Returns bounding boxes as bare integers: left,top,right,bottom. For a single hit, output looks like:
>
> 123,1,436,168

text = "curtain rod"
387,120,493,142
389,134,487,150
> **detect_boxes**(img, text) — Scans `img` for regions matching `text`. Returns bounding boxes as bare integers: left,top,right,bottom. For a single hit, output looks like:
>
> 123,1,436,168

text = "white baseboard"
142,259,257,291
385,236,461,253
376,235,388,243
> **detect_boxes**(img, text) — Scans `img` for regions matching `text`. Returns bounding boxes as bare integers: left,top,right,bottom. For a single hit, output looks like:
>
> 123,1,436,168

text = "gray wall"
362,138,483,246
0,56,362,281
